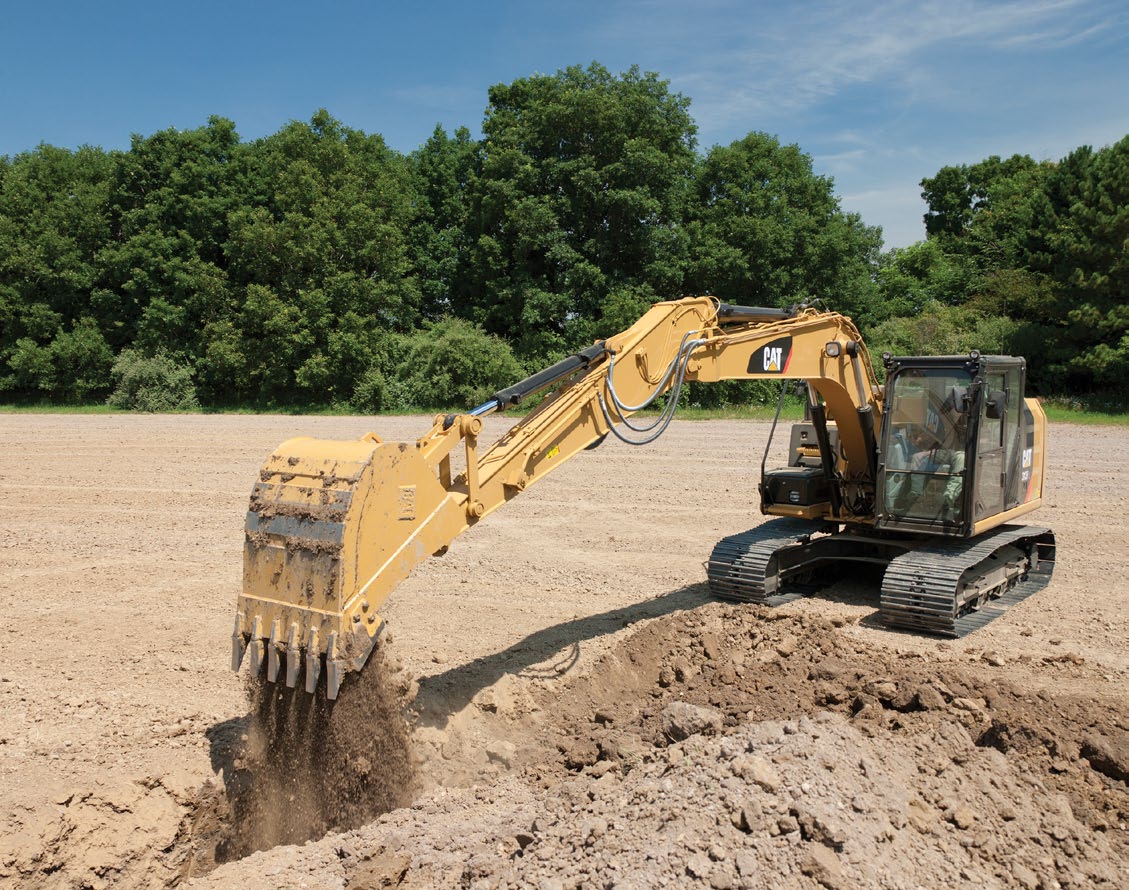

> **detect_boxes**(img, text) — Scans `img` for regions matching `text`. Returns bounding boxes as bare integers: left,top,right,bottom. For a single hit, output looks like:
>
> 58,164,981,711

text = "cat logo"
747,336,793,375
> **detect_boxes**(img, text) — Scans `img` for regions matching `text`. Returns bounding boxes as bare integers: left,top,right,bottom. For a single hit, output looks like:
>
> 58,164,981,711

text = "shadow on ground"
413,583,713,728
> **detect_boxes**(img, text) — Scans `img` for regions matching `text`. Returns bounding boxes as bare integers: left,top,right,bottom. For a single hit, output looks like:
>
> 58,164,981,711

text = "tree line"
1,63,1125,410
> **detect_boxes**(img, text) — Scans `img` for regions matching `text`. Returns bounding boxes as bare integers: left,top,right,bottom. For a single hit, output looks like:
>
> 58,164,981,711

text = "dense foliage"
1,63,1125,410
903,138,1129,395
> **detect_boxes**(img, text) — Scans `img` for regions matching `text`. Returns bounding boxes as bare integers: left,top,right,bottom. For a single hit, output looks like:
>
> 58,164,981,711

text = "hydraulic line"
759,379,791,483
598,334,705,446
603,346,700,434
605,331,704,414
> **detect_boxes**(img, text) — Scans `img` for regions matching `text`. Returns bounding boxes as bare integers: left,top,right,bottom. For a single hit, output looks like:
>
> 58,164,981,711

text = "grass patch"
2,399,1125,426
1042,403,1129,426
0,401,359,416
0,402,122,414
659,404,806,421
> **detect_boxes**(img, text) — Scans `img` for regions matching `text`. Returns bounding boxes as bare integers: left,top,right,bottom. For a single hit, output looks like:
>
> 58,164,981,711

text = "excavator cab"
876,354,1035,537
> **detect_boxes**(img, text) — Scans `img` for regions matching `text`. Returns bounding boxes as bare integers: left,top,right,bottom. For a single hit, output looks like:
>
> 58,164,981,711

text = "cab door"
876,362,973,534
973,370,1008,522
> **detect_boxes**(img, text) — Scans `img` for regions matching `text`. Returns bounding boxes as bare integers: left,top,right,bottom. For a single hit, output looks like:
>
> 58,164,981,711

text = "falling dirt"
1,414,1127,889
206,644,417,862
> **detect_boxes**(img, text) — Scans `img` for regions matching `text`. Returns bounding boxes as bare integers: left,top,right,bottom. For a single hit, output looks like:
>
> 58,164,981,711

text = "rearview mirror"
943,386,969,415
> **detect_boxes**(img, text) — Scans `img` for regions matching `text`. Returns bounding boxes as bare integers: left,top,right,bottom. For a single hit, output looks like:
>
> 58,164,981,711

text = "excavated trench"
171,646,419,877
163,603,1129,887
28,605,1123,888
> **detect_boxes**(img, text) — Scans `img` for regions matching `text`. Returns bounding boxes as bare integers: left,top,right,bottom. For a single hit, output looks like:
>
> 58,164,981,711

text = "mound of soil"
189,605,1129,889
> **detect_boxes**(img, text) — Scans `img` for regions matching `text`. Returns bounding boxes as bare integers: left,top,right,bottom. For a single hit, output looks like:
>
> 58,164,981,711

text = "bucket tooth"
230,612,247,672
326,631,345,700
266,619,281,683
327,660,344,700
247,615,265,676
284,623,300,688
305,628,321,694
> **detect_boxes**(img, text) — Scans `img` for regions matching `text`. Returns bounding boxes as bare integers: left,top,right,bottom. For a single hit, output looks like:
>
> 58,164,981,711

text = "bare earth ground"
0,414,1126,889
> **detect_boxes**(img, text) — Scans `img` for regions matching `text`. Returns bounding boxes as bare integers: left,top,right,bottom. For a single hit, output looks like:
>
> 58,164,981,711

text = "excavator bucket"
231,432,466,698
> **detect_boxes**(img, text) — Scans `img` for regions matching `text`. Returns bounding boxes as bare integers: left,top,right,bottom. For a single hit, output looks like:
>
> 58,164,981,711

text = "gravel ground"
0,414,1125,889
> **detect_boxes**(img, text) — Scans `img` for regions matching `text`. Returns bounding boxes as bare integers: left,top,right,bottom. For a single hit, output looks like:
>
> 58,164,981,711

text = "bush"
867,300,1019,361
682,379,786,409
107,350,200,412
385,318,523,410
4,317,113,402
52,318,115,401
350,366,388,413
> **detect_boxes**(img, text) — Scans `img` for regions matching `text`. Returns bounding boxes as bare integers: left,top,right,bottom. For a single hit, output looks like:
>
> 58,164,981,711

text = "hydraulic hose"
598,334,706,446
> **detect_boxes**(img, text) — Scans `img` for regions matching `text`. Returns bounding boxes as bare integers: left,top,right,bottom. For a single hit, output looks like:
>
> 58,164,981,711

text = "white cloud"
613,0,1119,130
590,0,1125,246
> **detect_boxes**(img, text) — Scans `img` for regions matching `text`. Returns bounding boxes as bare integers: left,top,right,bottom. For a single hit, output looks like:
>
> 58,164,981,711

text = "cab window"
882,368,971,524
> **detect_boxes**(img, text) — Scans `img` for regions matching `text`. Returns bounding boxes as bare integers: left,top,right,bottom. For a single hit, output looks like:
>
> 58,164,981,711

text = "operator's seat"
911,447,965,522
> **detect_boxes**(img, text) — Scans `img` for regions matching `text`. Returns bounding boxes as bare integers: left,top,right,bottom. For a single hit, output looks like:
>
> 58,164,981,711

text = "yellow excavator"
231,297,1054,698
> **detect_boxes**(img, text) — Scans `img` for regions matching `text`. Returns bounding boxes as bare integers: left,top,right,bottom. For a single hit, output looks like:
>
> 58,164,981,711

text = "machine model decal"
397,485,416,520
1023,402,1036,501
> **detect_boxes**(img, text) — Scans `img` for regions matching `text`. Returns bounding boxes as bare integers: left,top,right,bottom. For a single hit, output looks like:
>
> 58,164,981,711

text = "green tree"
98,117,242,355
5,316,113,401
874,240,975,322
221,110,421,403
916,143,1129,396
1020,137,1129,392
462,63,697,360
683,133,881,322
409,125,480,319
921,154,1046,262
0,144,114,399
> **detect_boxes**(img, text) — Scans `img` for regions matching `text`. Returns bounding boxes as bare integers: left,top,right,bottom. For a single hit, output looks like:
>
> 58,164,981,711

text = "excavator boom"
232,297,881,697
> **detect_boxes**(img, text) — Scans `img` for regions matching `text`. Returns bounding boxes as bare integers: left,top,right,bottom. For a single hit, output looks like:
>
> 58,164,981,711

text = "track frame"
707,518,1056,637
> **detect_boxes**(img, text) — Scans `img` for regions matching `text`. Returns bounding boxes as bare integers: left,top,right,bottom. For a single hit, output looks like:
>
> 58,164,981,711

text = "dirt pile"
190,604,1129,889
7,600,1125,889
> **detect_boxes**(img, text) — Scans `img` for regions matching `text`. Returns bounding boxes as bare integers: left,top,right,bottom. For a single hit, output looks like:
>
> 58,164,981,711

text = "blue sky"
3,1,1126,248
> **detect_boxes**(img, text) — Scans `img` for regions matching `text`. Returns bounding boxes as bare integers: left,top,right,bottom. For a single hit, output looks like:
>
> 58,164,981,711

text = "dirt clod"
661,700,724,740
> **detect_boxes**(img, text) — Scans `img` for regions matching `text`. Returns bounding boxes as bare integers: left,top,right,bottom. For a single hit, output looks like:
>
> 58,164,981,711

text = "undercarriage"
707,518,1056,637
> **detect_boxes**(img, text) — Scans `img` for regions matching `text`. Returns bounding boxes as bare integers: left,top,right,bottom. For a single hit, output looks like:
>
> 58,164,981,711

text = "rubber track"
879,524,1056,638
707,518,826,606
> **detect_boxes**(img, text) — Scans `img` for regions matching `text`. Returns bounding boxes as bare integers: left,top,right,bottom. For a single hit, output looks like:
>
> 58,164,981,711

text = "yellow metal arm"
232,297,883,695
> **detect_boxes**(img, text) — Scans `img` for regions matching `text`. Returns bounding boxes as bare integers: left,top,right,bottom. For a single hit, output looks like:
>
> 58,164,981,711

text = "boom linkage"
232,297,884,696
